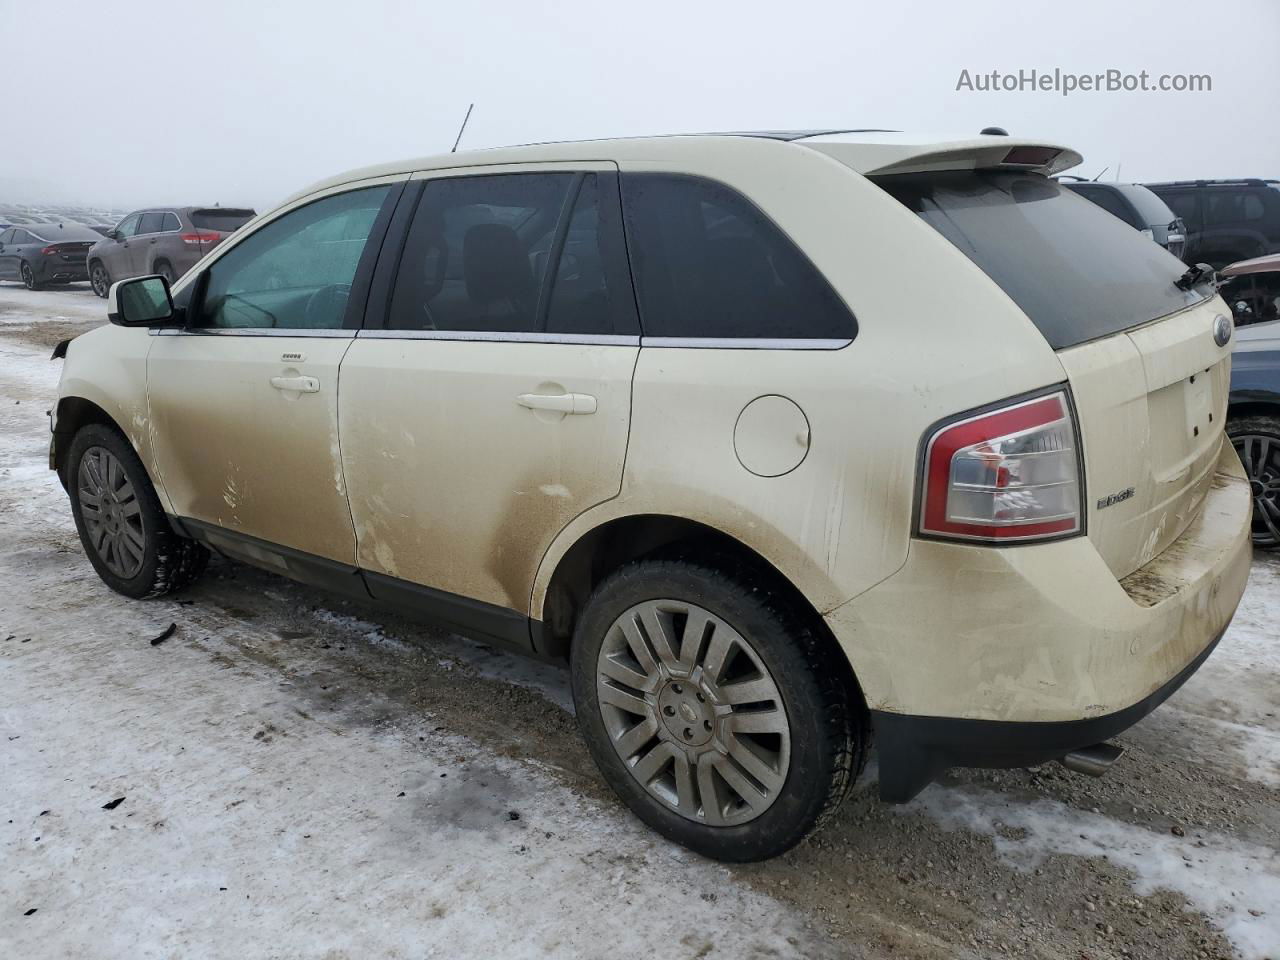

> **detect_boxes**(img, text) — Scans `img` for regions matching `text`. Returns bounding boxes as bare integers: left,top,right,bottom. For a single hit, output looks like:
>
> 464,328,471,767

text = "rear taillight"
41,245,58,255
181,232,220,247
919,390,1082,543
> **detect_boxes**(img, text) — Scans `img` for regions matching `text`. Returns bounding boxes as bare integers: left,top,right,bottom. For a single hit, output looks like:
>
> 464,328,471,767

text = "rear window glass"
191,208,255,232
877,172,1208,349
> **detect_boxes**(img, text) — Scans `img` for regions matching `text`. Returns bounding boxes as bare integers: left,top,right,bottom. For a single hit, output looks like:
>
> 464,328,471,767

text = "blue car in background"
1227,253,1280,547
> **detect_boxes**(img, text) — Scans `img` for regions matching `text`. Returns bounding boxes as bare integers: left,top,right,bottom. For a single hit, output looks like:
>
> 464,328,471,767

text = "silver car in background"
88,206,255,297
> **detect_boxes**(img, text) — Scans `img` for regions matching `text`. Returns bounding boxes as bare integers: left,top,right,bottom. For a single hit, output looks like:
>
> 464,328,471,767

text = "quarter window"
195,185,391,330
620,174,855,341
388,172,637,336
161,212,182,232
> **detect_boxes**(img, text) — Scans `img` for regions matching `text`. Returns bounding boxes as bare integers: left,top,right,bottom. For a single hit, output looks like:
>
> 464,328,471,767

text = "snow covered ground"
1,282,1278,960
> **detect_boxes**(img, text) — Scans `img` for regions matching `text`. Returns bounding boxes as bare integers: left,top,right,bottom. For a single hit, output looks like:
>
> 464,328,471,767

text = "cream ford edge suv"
51,132,1253,861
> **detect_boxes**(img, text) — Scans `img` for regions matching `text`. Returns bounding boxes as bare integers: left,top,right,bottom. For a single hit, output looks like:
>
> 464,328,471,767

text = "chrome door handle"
270,375,320,393
517,392,597,415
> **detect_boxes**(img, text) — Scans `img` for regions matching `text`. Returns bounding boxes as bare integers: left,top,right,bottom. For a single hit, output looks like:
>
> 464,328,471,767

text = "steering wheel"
303,282,352,329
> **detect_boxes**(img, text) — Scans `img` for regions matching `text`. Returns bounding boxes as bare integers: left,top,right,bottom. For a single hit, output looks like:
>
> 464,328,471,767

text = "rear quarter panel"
532,140,1069,617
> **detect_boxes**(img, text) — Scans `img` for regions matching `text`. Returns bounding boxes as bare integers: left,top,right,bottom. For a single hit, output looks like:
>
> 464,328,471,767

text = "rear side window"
138,212,166,234
1206,190,1265,226
620,174,855,341
190,208,256,232
878,172,1208,350
388,172,637,336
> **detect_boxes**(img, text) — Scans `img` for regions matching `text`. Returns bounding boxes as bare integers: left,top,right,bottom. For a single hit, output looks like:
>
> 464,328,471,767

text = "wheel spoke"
712,754,768,809
599,653,655,693
728,707,788,735
678,608,712,671
725,734,786,794
597,680,649,717
720,677,776,706
630,742,676,785
672,752,697,815
638,605,680,670
696,755,726,826
613,716,659,760
700,629,733,685
618,614,659,677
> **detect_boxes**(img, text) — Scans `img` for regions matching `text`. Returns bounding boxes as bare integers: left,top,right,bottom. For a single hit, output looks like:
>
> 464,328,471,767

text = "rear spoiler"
800,135,1083,178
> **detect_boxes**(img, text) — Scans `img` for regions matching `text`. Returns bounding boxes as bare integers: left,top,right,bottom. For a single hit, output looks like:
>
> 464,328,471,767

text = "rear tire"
90,261,110,298
153,260,175,285
20,262,42,291
570,557,866,861
67,424,209,598
1228,415,1280,548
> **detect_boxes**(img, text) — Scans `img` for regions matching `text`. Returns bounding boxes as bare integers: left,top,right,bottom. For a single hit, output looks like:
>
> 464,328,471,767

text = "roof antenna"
1092,166,1109,181
1115,163,1122,182
452,103,475,153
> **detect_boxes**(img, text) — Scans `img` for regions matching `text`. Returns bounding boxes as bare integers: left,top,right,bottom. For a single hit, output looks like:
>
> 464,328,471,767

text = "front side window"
620,174,856,341
388,172,636,336
1161,192,1200,230
196,185,391,330
115,215,141,239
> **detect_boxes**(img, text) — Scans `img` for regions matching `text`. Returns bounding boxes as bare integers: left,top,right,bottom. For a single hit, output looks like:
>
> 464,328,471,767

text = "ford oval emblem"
1213,313,1232,347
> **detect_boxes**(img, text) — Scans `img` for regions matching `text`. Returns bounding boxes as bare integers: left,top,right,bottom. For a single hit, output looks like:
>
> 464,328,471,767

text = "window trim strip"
355,329,639,346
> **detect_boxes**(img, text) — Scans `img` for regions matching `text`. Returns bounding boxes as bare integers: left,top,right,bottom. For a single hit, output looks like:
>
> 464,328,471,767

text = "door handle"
270,375,320,393
517,392,597,415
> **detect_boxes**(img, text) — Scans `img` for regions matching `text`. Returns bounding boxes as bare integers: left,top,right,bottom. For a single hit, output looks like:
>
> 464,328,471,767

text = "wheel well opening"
52,397,118,486
1227,400,1280,424
541,515,867,709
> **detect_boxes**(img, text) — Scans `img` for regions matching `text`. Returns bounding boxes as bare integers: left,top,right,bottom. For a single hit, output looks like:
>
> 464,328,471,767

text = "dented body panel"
827,442,1250,724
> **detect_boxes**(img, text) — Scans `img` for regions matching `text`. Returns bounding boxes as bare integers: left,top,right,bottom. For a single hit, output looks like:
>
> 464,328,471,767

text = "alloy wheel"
91,264,109,298
1233,433,1280,545
77,446,146,578
595,599,791,826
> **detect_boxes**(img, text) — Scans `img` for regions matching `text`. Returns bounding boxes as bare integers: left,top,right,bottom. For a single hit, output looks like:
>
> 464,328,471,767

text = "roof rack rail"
1144,178,1279,188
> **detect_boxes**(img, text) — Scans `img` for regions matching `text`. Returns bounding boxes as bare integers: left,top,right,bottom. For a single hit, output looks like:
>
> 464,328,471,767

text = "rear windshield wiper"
1175,262,1215,291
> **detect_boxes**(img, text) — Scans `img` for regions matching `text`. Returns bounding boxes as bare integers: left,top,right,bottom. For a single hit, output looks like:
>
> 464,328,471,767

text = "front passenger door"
107,214,143,278
148,182,400,570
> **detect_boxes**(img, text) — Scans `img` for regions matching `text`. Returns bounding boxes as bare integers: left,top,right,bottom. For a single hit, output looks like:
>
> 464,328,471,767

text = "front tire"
90,261,110,298
1228,415,1280,548
20,262,42,291
67,424,209,598
570,558,866,861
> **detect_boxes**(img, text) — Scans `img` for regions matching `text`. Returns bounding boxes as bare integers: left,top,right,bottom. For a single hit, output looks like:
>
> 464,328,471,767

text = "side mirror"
108,275,175,327
107,229,120,241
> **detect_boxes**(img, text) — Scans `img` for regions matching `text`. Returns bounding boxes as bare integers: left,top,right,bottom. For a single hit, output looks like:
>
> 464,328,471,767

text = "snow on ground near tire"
3,314,1280,958
0,342,832,958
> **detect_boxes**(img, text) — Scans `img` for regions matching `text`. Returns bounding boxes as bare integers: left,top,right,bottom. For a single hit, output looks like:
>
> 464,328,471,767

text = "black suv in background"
1059,178,1186,259
1144,179,1280,268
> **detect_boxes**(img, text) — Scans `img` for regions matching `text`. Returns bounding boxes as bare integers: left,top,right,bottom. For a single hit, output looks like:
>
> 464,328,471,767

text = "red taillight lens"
920,390,1082,543
181,232,220,246
41,245,58,255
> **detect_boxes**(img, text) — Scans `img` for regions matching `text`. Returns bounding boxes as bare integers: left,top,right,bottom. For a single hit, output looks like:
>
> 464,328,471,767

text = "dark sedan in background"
0,223,102,289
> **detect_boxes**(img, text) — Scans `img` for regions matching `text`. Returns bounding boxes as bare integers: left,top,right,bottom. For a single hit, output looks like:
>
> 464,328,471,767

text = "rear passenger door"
339,164,639,643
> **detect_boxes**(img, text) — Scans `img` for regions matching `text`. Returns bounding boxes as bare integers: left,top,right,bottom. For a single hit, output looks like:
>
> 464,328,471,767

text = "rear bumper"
825,440,1253,801
871,624,1225,801
38,259,89,281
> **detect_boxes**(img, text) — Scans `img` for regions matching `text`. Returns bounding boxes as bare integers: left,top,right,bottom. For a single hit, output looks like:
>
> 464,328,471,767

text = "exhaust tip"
1059,742,1125,778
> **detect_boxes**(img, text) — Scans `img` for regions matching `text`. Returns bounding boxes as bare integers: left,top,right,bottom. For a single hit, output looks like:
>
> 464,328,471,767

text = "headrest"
464,223,533,305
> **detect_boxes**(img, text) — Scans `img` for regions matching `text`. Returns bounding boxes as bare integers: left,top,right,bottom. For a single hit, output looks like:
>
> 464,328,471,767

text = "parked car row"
0,205,255,292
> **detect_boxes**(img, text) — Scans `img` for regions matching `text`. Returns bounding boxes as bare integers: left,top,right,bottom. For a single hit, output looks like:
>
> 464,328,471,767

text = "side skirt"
173,517,542,656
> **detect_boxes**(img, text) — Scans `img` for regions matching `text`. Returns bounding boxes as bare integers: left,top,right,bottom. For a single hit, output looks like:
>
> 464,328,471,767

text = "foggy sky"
5,0,1278,212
